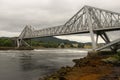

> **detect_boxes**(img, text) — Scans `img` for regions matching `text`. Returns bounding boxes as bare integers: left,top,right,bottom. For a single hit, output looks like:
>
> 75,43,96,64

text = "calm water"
0,49,88,80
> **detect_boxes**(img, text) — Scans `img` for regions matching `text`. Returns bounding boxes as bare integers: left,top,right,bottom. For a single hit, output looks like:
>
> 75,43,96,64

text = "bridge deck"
18,5,120,51
19,6,120,39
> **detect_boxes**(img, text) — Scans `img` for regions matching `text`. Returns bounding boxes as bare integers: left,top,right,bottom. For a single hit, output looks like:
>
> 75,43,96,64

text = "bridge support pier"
17,39,21,48
89,29,96,51
86,7,97,51
96,31,118,52
16,38,31,48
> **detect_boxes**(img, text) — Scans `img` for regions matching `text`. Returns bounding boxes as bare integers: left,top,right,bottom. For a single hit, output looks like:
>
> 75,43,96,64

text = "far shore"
0,47,92,51
0,47,34,50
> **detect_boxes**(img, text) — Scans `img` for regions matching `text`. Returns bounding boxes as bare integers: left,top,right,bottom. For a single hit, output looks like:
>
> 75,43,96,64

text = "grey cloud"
0,0,120,38
0,0,73,32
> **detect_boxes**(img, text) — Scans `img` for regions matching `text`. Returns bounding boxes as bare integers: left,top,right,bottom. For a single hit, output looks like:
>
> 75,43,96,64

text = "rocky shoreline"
40,51,120,80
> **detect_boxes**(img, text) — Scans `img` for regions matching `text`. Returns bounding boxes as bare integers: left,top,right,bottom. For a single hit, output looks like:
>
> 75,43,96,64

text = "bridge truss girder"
17,5,120,51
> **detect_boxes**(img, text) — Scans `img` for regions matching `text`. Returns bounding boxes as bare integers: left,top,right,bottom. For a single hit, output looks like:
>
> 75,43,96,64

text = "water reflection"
19,52,55,72
19,53,34,71
0,49,88,80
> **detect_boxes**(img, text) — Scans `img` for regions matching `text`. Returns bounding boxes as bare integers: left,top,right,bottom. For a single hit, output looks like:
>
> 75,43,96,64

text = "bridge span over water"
17,5,120,51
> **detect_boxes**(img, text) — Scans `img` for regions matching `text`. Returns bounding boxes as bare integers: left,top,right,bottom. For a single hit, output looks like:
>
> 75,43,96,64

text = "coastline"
0,47,34,50
40,51,120,80
0,47,91,51
0,48,119,80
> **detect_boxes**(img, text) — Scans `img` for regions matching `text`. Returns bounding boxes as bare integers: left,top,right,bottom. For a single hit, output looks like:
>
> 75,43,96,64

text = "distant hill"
29,36,84,48
0,37,87,48
0,36,83,44
32,36,82,44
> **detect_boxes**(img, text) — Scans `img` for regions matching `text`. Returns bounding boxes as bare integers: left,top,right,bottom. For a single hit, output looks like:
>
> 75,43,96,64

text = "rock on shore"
40,51,120,80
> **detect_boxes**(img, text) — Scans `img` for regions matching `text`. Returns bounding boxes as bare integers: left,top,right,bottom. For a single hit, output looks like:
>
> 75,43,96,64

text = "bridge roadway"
18,5,120,51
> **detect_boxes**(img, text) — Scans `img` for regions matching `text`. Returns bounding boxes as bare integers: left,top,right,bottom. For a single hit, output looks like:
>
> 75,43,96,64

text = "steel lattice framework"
17,5,120,51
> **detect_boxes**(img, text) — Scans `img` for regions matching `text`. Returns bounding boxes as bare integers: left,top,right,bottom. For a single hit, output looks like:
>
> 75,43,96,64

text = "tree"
3,39,13,46
0,38,13,47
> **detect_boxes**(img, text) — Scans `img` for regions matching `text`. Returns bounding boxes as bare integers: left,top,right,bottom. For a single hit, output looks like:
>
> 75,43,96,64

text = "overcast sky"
0,0,120,42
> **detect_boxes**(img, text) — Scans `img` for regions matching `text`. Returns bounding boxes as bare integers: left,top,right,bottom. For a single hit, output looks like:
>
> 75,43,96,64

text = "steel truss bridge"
17,5,120,51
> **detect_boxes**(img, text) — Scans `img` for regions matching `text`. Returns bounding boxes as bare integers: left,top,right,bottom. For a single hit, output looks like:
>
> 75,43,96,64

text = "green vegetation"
0,37,14,47
26,37,84,48
101,51,120,65
0,37,86,48
28,40,59,48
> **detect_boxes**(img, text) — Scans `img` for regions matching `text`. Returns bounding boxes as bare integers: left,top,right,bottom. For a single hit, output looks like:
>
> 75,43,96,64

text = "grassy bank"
40,51,120,80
